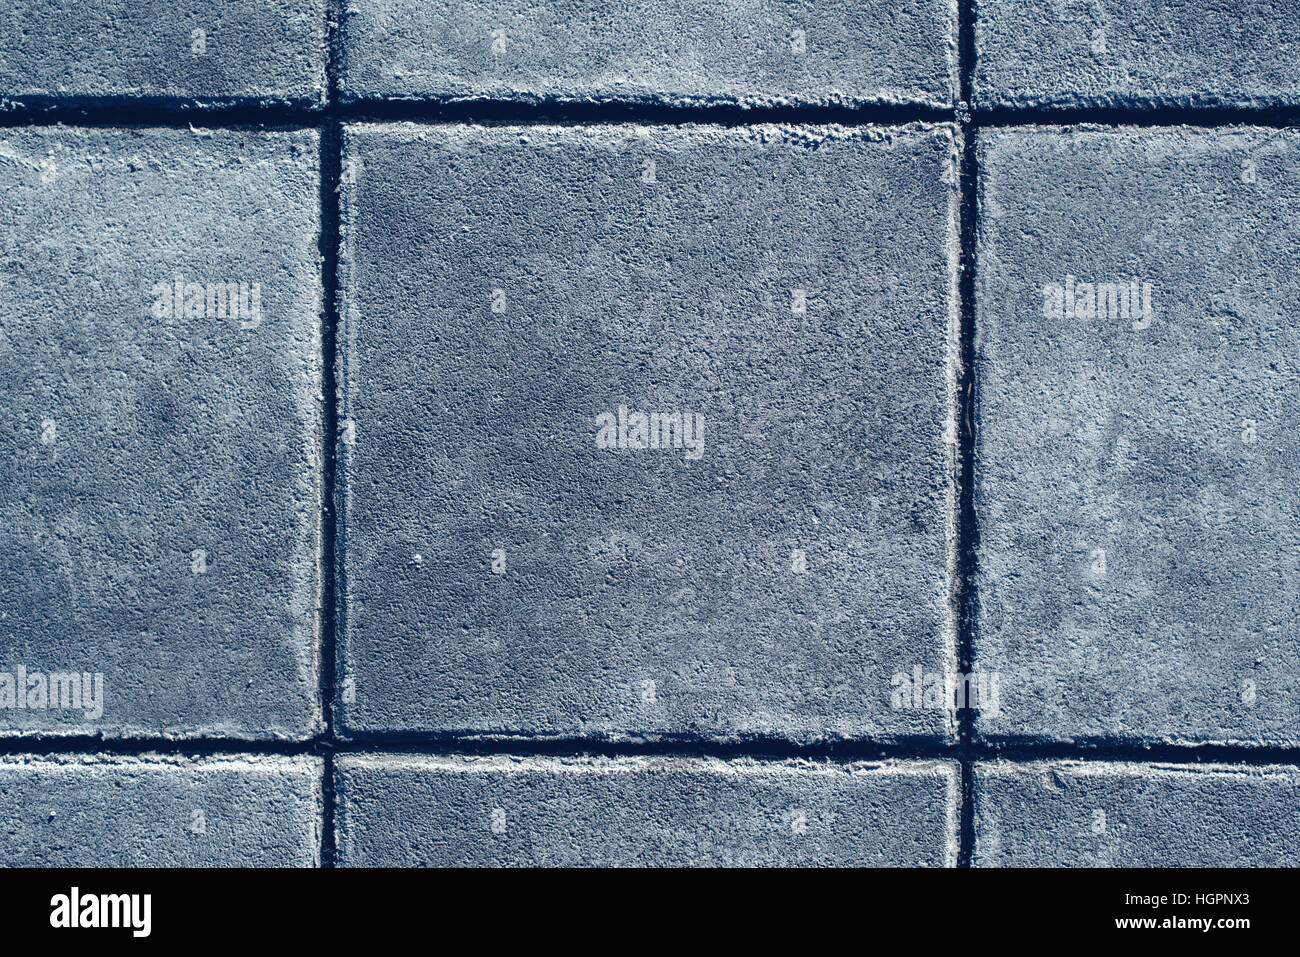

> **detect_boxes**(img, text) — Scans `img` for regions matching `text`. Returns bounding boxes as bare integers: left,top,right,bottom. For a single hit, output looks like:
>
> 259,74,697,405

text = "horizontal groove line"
2,736,1299,768
975,104,1300,128
0,100,951,128
334,98,953,125
3,99,1300,130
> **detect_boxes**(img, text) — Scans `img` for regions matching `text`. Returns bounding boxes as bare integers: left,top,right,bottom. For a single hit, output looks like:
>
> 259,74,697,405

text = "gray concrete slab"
0,126,323,739
975,761,1300,866
0,0,328,107
975,126,1300,745
974,0,1300,109
0,755,322,866
336,754,957,866
337,122,960,741
340,0,957,108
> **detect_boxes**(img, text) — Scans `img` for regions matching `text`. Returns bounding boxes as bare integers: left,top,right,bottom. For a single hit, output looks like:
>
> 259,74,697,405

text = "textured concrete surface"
339,0,957,108
336,754,957,866
338,122,959,741
975,126,1300,745
0,1,328,107
975,761,1300,867
974,0,1300,109
0,755,322,866
3,3,1297,872
0,127,323,738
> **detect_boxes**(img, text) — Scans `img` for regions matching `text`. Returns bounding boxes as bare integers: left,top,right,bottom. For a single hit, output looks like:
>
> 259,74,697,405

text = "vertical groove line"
317,0,345,869
956,0,981,869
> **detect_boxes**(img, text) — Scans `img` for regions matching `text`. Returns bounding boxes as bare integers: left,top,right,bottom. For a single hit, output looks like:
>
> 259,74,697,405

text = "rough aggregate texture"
0,0,328,107
336,754,958,866
0,755,322,866
975,0,1300,109
974,761,1300,867
975,126,1300,746
340,0,958,107
338,122,960,742
0,127,324,739
2,0,1296,870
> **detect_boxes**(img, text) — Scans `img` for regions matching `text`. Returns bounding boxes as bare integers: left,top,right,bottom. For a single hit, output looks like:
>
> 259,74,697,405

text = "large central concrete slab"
975,126,1300,745
340,0,957,108
338,122,960,741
